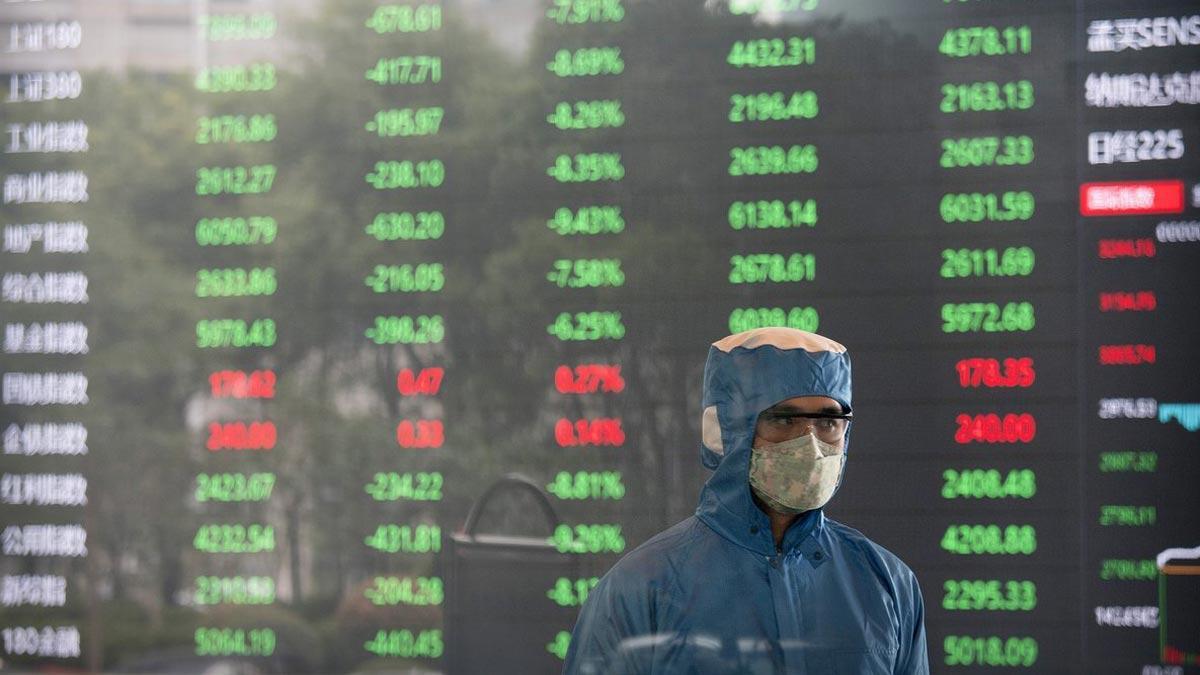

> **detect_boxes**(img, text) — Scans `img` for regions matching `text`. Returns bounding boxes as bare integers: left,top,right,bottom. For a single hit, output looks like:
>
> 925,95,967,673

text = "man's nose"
789,420,816,437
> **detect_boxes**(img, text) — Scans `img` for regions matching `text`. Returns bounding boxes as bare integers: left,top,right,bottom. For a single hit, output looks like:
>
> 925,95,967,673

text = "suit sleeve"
894,570,929,675
562,569,656,675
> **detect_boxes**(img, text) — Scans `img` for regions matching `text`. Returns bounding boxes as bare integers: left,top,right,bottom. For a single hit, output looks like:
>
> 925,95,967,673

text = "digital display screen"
2,0,1198,672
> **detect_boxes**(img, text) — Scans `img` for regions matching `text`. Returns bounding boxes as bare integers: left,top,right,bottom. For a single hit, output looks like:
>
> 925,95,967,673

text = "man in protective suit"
563,328,928,674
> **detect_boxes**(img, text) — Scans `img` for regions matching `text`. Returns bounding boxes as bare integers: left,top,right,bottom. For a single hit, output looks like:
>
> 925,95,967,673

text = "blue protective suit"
563,329,928,674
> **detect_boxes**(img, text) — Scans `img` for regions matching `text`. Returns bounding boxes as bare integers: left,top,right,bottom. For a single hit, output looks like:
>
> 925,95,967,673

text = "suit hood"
695,328,853,555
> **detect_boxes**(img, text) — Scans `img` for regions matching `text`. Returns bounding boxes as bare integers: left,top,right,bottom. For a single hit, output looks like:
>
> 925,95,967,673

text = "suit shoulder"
598,516,706,586
824,517,919,583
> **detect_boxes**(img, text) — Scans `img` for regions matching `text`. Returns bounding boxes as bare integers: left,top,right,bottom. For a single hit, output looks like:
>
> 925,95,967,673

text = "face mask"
749,432,844,515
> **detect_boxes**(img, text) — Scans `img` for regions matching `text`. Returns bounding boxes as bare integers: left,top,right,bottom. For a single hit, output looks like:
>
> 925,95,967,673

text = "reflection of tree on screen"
0,0,926,670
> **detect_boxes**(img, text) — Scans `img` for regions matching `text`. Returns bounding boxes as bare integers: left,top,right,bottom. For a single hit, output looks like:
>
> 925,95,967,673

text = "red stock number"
955,357,1035,388
209,369,276,399
396,420,444,448
555,418,625,447
954,413,1036,444
207,421,277,450
555,364,625,394
397,367,444,396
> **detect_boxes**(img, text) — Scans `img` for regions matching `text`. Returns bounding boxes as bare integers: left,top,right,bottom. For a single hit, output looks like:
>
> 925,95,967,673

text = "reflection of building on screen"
1158,547,1200,667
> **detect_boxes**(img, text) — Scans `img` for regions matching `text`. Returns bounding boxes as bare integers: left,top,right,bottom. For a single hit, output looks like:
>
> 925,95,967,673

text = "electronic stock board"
1,0,1198,672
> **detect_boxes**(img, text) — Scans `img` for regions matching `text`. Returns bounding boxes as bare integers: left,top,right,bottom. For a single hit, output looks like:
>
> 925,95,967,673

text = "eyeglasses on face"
755,410,852,444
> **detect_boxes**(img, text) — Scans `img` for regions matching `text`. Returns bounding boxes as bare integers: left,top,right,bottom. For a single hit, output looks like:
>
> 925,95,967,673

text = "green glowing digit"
728,307,819,333
195,627,276,657
195,473,276,503
196,165,277,196
939,524,1036,555
364,472,444,501
200,13,277,41
367,107,444,137
940,469,1036,499
364,263,445,293
940,302,1035,333
364,524,442,554
939,25,1031,58
196,267,277,298
546,471,625,500
728,253,815,284
546,47,624,77
547,153,625,182
365,315,445,344
196,216,277,246
942,579,1036,612
728,145,817,175
547,205,625,235
196,319,276,349
364,576,444,606
195,63,276,93
547,577,601,606
365,211,444,241
365,4,442,33
546,311,625,341
193,523,276,554
939,135,1034,168
1099,558,1157,581
546,259,625,288
728,37,814,68
546,100,625,130
196,114,277,144
547,632,572,660
943,635,1037,667
365,56,442,85
194,576,276,605
1098,451,1157,473
546,0,624,24
729,91,818,123
728,199,816,229
550,524,625,553
940,80,1034,113
939,247,1035,278
939,192,1035,222
1098,505,1157,526
365,160,444,190
364,629,444,658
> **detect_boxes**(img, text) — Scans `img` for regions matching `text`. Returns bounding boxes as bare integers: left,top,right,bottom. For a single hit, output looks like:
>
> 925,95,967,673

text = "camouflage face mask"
749,432,844,515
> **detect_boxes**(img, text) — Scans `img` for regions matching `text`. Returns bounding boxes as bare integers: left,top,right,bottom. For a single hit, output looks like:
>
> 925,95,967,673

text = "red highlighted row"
1080,180,1183,216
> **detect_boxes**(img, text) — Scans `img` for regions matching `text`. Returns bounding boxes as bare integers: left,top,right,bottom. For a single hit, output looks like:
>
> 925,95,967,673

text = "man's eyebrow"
763,404,844,415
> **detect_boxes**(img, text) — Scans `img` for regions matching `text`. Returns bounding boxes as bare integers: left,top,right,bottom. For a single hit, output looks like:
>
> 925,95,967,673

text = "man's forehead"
712,328,846,354
763,396,843,414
